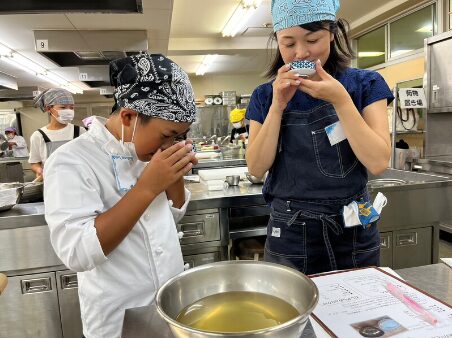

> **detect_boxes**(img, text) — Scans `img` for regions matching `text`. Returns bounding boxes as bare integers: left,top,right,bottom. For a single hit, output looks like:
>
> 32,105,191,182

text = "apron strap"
37,129,51,143
73,125,80,138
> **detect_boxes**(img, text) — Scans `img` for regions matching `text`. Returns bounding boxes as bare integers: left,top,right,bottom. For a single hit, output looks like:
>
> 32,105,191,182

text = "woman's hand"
272,64,303,113
298,60,350,106
136,141,196,199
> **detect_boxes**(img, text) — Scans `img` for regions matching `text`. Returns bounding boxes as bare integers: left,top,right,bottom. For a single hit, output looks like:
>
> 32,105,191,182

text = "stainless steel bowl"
225,175,240,186
0,183,23,211
156,261,319,338
245,172,267,184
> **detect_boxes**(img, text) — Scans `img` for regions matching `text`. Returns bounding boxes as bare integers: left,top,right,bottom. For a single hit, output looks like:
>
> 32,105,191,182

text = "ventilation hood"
34,30,148,67
0,72,18,91
0,86,44,102
0,0,143,14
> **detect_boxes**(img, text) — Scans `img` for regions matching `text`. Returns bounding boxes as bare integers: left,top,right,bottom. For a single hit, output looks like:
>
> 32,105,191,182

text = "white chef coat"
7,135,29,157
28,123,85,164
44,116,187,338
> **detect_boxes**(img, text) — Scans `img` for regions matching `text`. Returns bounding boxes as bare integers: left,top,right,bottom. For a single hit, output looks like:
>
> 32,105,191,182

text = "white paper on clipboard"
310,267,452,338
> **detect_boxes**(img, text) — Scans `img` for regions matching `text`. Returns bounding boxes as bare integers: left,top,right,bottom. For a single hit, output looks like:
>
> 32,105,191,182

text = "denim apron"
263,103,380,275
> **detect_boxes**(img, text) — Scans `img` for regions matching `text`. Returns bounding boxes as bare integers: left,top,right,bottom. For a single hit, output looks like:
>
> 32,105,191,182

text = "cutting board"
198,167,248,181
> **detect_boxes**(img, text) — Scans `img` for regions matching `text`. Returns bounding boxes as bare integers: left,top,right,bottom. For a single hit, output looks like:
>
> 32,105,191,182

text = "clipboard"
308,267,452,338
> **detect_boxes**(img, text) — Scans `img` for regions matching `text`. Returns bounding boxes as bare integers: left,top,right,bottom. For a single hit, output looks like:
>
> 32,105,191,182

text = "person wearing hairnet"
44,53,197,338
29,88,85,181
229,108,249,143
5,127,29,157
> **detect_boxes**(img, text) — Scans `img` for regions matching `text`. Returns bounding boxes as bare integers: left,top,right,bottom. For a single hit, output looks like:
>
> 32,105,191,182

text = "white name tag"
325,121,346,146
111,154,136,192
271,227,281,237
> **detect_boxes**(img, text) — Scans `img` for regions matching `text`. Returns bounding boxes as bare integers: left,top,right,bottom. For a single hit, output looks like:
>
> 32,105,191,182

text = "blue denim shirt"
246,67,394,213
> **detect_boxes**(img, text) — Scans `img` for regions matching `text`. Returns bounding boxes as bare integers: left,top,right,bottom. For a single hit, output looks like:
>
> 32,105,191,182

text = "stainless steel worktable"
121,263,452,338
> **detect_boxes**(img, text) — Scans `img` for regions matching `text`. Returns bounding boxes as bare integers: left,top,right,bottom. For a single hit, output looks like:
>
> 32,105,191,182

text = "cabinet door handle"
380,235,391,249
396,233,418,246
21,277,52,294
61,274,78,289
178,222,204,238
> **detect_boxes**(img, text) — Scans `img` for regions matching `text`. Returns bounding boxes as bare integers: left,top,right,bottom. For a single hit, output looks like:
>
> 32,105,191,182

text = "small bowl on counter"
156,260,319,338
245,172,267,184
225,175,240,186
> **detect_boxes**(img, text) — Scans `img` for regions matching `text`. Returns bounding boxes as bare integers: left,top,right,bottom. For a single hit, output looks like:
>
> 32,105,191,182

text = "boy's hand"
137,141,195,199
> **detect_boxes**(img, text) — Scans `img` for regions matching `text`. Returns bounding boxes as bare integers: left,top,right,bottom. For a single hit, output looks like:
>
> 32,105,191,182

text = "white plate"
289,68,316,77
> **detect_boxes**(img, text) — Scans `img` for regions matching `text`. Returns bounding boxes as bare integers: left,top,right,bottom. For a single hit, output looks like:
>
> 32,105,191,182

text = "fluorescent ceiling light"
391,49,413,57
222,0,263,37
0,43,12,56
416,25,432,33
358,51,385,58
9,53,46,74
196,54,218,76
0,41,84,94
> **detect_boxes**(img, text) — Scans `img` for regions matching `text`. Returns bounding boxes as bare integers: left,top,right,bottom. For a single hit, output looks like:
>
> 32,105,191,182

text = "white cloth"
28,123,85,164
8,135,29,157
44,116,188,338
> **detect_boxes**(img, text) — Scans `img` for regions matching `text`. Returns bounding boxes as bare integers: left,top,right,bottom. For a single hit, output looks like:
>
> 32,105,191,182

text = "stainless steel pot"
156,261,319,338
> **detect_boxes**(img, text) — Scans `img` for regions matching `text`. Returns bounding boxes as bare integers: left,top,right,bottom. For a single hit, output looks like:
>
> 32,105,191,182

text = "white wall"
189,73,267,100
18,105,49,147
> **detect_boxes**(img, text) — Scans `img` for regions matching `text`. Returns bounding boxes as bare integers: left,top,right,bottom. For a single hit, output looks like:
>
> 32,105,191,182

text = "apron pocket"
352,223,381,267
311,128,358,178
264,214,307,272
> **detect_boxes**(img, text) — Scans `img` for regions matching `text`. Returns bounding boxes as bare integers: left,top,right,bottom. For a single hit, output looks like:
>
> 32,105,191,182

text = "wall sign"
36,39,48,51
398,88,427,108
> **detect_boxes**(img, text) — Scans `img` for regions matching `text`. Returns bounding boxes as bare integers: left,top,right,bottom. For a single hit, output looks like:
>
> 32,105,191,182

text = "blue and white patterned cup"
290,60,316,70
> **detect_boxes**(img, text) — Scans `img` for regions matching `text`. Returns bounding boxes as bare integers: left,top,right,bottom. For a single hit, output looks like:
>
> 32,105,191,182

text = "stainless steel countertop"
2,167,452,223
0,157,28,163
121,263,452,338
193,154,246,170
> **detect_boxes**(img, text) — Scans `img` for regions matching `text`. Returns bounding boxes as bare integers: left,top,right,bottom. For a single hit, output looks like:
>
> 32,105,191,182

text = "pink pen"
386,282,438,326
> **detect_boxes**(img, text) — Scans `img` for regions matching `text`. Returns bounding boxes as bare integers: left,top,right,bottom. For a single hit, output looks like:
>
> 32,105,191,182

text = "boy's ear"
119,109,138,127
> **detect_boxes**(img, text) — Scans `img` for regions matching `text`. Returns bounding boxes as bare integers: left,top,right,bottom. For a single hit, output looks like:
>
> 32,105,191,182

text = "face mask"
6,134,14,140
111,117,142,192
52,109,74,124
233,122,242,129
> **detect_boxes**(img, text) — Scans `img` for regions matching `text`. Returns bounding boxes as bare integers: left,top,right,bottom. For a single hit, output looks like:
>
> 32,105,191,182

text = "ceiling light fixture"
358,51,385,58
0,42,84,94
196,54,218,76
222,0,263,37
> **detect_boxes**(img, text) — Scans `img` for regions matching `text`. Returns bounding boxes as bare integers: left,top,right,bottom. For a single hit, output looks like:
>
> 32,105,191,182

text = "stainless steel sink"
368,168,450,185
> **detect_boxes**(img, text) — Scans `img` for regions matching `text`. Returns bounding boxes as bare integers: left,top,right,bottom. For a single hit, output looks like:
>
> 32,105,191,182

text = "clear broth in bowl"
176,291,299,333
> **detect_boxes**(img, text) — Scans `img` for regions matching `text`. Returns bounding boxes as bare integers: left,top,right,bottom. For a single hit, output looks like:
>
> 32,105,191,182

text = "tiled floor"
439,232,452,258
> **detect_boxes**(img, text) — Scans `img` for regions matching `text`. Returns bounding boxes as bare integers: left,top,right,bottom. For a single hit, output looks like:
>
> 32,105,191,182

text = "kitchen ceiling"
0,0,428,95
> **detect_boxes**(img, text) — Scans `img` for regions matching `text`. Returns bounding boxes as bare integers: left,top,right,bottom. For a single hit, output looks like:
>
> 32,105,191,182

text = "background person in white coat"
5,127,29,157
44,53,198,338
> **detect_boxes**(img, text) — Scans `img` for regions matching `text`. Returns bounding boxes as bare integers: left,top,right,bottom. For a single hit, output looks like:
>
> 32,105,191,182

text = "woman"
44,53,197,338
5,127,29,157
245,0,394,275
29,88,85,180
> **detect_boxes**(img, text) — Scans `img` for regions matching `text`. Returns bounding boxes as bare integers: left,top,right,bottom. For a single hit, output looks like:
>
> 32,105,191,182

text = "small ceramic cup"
289,60,316,77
